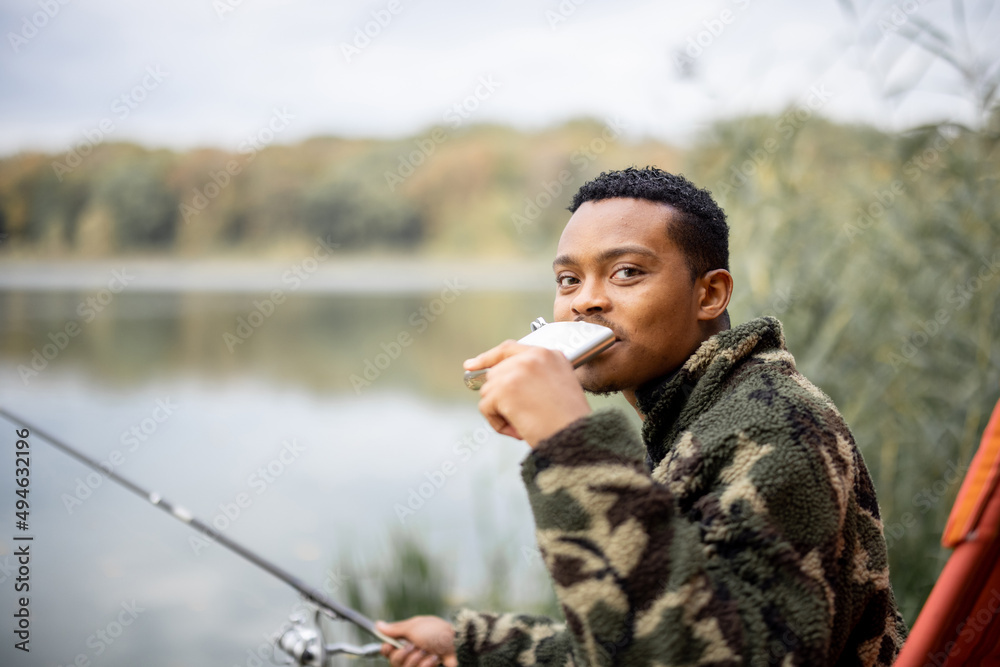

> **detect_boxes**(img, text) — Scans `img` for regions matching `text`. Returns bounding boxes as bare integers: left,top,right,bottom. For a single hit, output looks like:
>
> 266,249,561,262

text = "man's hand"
377,617,457,667
464,341,591,447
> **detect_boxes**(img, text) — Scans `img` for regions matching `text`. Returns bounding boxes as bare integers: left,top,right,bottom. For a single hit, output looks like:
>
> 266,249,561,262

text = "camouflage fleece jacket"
453,317,906,666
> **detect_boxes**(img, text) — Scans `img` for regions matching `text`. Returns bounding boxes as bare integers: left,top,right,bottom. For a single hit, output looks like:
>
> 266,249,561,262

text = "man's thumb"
376,619,409,638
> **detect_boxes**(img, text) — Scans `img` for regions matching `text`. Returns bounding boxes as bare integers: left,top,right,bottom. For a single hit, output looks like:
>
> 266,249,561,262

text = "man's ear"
696,269,733,321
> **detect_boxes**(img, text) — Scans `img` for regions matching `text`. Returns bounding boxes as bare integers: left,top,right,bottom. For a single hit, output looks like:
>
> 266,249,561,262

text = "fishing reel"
275,608,383,665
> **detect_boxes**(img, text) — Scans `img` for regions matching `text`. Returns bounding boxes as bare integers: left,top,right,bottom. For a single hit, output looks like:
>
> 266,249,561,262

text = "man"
378,167,907,666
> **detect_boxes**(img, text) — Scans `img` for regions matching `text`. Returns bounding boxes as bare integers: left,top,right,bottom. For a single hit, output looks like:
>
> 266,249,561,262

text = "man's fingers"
378,620,413,666
375,617,455,666
377,619,410,638
478,384,523,440
403,648,432,667
471,343,588,447
381,641,442,667
417,652,442,667
478,392,508,432
383,642,416,667
463,340,530,371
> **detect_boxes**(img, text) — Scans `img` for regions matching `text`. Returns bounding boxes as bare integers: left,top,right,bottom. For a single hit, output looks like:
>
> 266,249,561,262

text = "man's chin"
579,372,627,397
576,342,629,395
583,385,622,398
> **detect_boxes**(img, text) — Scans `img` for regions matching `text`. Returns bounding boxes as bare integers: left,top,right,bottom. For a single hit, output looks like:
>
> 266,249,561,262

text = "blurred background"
1,0,998,665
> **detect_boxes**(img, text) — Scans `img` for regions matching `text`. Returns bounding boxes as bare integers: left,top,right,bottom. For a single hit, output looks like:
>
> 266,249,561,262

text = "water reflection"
1,289,553,395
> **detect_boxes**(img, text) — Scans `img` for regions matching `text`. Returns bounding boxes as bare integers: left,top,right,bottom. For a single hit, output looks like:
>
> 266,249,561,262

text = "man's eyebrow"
552,245,660,269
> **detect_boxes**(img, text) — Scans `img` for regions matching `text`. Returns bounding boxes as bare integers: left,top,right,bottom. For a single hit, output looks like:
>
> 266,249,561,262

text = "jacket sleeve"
452,609,575,667
514,408,757,666
506,407,869,667
451,407,692,666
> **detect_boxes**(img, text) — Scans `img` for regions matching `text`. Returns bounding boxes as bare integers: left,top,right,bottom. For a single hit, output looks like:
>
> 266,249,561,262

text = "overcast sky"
1,0,998,156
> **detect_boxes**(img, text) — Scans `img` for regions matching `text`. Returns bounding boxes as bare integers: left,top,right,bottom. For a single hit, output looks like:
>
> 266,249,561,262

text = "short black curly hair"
568,166,729,281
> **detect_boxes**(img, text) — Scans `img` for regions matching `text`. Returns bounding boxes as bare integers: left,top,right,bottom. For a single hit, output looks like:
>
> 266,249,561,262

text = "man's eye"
556,275,579,287
612,267,641,280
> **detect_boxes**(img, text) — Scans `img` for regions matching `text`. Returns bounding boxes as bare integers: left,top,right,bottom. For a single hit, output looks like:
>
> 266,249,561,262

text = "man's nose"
572,279,610,315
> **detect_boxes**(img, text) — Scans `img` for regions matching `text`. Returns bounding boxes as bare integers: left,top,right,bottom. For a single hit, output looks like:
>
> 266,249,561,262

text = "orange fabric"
943,399,1000,547
894,488,1000,665
894,395,1000,667
948,557,1000,664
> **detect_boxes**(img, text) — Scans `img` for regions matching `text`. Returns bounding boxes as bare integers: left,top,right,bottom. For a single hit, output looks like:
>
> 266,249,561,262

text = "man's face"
552,197,706,395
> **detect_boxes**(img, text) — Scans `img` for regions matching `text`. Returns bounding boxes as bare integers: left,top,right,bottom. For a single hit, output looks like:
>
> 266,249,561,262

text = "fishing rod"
0,406,402,666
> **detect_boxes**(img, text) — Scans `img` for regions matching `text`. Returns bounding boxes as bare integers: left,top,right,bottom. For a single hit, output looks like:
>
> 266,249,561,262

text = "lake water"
0,259,636,667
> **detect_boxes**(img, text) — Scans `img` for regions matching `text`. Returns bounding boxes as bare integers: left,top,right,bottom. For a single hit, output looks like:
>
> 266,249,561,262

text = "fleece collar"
634,316,787,467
